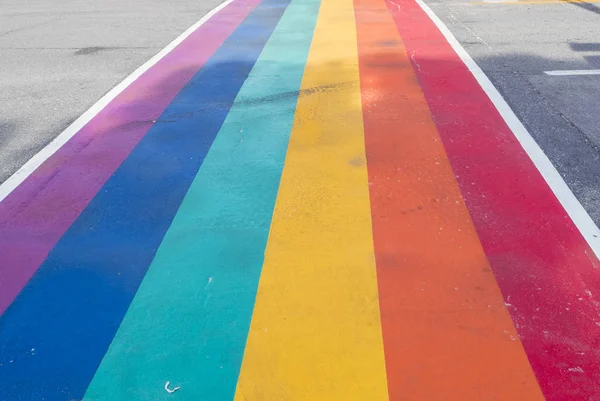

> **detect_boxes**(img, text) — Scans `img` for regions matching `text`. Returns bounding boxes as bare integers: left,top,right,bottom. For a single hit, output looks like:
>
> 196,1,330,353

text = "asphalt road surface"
0,0,222,183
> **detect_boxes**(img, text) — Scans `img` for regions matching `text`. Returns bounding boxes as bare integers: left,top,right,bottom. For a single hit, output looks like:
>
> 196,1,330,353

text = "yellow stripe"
232,0,389,398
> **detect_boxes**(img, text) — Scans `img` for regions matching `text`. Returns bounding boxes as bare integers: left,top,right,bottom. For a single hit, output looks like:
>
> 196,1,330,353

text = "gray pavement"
424,0,600,223
0,0,222,183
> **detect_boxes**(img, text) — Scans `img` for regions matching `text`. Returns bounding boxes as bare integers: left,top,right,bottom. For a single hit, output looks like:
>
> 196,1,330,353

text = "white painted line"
545,69,600,76
0,0,233,204
414,0,600,259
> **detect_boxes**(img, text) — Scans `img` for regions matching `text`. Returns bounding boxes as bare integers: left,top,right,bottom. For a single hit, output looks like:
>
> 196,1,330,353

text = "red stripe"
355,0,543,398
388,0,600,399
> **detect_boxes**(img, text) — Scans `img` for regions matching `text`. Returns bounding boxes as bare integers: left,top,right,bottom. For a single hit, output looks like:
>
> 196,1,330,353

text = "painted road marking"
233,0,390,398
0,0,259,316
2,0,600,398
410,0,600,258
81,0,320,399
545,69,600,75
0,0,290,399
394,0,600,397
355,0,545,398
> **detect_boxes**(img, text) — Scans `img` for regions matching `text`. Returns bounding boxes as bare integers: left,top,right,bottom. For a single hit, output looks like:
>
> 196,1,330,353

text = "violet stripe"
0,0,260,315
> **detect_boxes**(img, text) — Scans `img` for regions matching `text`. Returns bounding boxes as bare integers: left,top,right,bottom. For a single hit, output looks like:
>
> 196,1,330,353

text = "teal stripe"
82,0,320,400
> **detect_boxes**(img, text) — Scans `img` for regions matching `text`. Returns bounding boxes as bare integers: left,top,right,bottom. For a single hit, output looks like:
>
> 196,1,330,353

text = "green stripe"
82,0,321,400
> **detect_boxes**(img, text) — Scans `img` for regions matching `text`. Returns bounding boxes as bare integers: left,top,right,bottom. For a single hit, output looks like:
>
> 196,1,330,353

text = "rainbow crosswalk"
1,0,599,399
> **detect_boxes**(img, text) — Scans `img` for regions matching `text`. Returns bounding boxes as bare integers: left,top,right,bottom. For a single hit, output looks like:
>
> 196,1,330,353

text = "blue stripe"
0,0,289,399
82,0,320,399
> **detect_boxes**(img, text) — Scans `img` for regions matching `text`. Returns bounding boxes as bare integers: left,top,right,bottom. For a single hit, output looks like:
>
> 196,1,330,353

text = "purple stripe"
0,0,260,315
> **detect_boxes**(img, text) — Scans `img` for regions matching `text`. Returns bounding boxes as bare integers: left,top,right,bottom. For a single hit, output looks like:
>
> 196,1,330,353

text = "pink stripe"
0,0,260,315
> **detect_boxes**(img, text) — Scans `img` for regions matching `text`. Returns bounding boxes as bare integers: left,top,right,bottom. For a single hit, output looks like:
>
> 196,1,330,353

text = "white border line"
0,0,233,203
414,0,600,259
545,69,600,76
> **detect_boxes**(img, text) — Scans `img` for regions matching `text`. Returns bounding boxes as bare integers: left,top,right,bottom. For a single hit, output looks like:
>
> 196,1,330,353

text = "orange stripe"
354,0,545,398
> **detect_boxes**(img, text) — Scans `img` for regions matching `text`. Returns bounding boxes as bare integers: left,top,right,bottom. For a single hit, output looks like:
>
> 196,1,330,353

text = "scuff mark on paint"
74,46,113,56
165,381,180,393
387,0,401,11
410,51,421,72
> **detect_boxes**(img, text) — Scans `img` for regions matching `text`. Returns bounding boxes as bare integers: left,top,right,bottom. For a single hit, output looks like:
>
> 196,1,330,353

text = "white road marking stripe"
0,0,233,203
415,0,600,259
545,69,600,76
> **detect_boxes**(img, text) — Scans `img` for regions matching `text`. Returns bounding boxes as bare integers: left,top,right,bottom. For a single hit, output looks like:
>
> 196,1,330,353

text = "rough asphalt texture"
424,0,600,225
2,0,600,230
0,0,223,183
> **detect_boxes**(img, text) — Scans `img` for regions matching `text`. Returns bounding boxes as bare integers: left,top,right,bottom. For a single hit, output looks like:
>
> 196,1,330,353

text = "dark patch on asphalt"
583,54,600,67
570,42,600,52
74,46,112,56
569,1,600,15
